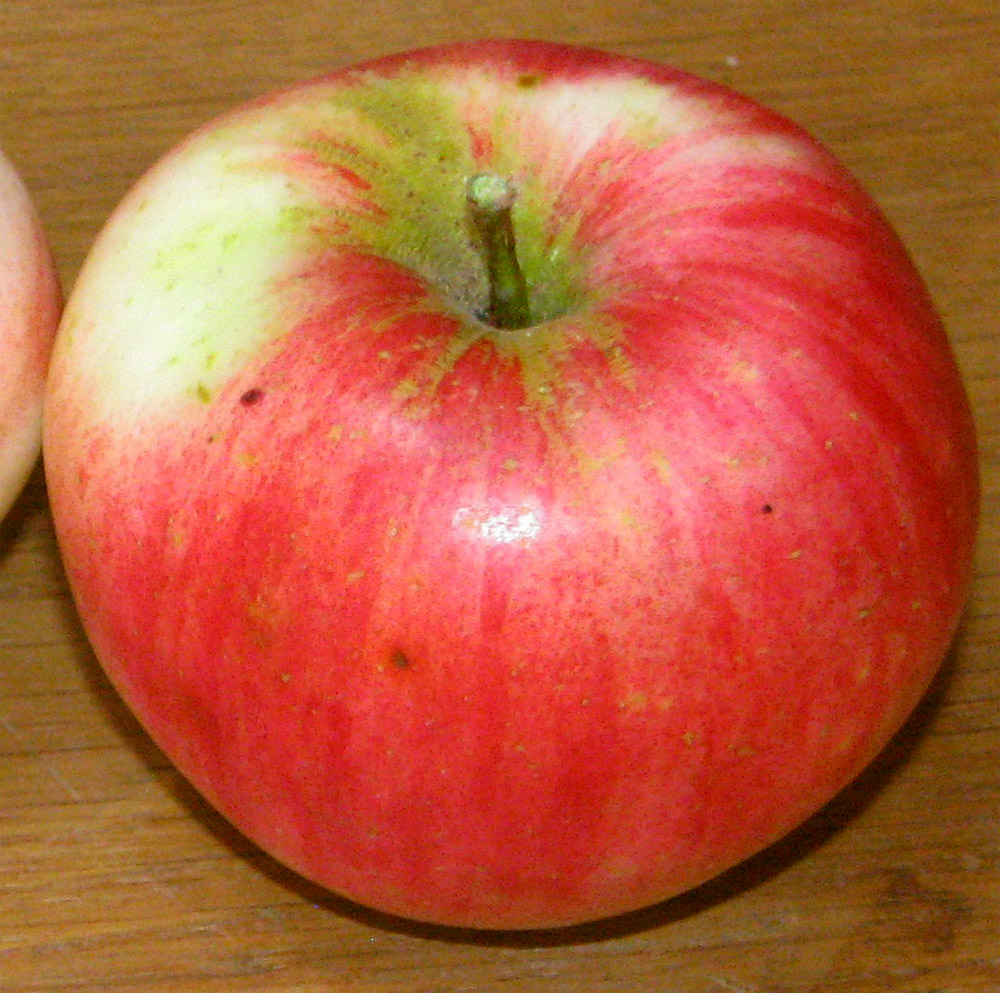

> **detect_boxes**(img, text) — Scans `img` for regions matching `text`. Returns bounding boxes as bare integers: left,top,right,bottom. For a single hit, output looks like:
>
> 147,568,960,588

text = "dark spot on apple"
240,388,264,406
761,503,774,514
392,649,411,671
517,73,543,89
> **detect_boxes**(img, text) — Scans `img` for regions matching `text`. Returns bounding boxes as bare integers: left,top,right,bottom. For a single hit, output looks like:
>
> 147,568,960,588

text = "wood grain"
1,2,997,990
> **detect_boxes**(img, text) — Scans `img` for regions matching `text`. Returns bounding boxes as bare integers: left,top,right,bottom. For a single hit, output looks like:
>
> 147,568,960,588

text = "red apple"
0,146,60,518
43,40,979,929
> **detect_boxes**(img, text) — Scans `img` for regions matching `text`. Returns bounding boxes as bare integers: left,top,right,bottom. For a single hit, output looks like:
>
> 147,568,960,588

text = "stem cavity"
466,173,532,330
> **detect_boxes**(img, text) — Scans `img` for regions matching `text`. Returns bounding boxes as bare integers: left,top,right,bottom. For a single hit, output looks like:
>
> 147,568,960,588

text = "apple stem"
466,173,532,330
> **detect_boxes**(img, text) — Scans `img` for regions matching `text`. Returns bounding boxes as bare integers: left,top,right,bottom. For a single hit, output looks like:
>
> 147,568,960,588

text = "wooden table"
1,2,996,990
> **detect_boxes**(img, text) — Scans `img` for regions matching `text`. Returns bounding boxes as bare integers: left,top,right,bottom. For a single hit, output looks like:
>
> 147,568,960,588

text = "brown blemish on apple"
240,387,265,406
167,517,186,550
574,435,629,477
244,588,289,647
648,450,672,485
727,358,760,383
618,690,648,713
616,506,642,531
391,649,411,671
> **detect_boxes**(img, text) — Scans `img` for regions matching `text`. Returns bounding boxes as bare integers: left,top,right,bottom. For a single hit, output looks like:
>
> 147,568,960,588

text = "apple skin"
0,147,60,519
43,40,979,929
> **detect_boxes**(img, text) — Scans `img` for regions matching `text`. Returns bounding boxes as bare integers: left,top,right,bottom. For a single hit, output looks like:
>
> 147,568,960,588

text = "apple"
43,40,979,930
0,146,60,519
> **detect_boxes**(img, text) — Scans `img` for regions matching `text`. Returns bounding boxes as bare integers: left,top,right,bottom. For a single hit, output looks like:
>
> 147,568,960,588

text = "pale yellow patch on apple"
54,137,317,416
508,75,708,165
